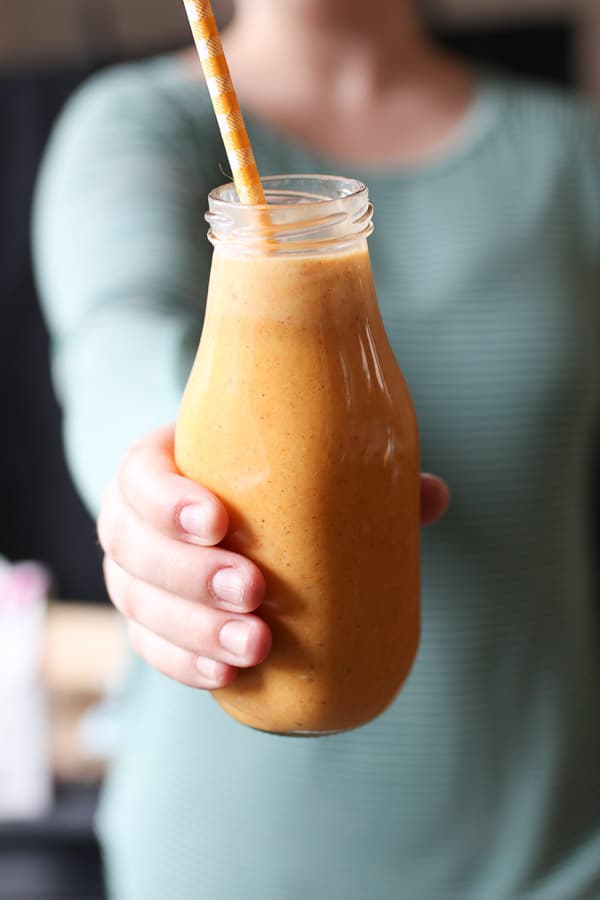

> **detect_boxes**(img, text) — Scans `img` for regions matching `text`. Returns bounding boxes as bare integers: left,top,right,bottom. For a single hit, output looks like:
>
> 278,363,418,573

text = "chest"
369,180,600,494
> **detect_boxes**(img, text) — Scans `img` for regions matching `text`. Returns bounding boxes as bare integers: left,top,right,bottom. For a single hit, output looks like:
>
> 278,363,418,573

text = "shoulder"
484,74,600,250
60,54,214,125
489,73,600,170
41,55,221,175
33,56,219,326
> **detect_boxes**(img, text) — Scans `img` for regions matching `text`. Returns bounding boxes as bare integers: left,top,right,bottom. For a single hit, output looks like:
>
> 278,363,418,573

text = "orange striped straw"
183,0,266,205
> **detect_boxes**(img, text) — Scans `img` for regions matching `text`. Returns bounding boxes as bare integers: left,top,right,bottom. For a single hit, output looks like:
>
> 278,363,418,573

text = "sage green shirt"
34,57,600,899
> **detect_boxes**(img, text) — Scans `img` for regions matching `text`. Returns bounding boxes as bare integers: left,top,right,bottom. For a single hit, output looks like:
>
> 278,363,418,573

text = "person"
33,0,600,897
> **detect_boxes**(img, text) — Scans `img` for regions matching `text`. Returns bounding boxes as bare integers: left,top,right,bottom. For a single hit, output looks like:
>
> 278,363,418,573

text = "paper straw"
183,0,266,205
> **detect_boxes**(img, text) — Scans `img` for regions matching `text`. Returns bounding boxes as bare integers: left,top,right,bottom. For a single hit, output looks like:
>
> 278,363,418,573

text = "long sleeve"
33,62,216,515
32,64,600,900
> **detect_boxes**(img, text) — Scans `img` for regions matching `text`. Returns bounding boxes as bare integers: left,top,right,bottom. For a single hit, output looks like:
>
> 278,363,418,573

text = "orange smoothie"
175,239,420,735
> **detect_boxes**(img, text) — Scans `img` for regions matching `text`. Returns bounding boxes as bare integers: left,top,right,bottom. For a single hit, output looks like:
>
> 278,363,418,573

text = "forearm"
54,303,197,515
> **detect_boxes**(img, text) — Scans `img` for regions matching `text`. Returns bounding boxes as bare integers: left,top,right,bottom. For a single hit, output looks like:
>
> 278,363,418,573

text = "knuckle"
118,440,158,506
96,488,114,552
162,545,186,596
184,605,224,658
99,511,124,563
102,556,116,596
127,622,159,671
165,645,207,690
103,557,137,622
164,547,211,607
118,574,141,623
126,623,171,679
126,621,144,658
97,486,127,562
118,441,146,488
127,621,229,691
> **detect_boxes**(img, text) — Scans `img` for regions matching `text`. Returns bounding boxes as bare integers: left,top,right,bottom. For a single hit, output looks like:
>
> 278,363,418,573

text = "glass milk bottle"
175,175,420,735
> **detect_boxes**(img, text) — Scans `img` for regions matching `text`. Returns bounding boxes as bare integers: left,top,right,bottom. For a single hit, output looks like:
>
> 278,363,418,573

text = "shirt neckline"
156,54,505,185
250,71,503,184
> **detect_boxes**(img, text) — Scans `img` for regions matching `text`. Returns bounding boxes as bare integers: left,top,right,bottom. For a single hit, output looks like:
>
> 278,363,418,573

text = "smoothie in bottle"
175,175,420,735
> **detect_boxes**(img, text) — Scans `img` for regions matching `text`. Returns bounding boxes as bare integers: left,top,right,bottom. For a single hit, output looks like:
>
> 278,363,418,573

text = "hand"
98,425,449,690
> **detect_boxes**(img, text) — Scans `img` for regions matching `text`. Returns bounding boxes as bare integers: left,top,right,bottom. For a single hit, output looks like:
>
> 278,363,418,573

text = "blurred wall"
0,0,232,65
428,0,600,98
0,0,598,92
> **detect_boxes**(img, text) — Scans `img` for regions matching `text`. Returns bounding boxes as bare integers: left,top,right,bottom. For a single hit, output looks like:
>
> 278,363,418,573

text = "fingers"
99,425,272,693
127,621,239,690
420,474,450,526
98,483,266,612
118,424,229,547
102,424,449,696
104,557,271,669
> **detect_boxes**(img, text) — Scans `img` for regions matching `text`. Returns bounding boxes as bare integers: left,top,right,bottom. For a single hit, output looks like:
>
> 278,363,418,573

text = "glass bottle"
175,175,420,735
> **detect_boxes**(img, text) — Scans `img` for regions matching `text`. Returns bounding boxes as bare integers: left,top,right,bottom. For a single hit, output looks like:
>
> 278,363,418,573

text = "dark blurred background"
0,2,599,898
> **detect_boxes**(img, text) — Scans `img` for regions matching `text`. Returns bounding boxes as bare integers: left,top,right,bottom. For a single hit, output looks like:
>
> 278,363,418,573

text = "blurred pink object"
0,556,53,820
0,558,52,610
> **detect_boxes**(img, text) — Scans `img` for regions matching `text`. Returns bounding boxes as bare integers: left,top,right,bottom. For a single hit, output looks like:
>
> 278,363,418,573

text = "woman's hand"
98,425,449,690
420,472,450,526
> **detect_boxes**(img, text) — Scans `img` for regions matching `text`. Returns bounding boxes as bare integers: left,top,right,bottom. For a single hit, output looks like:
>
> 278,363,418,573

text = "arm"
33,63,273,685
33,64,449,689
33,64,211,514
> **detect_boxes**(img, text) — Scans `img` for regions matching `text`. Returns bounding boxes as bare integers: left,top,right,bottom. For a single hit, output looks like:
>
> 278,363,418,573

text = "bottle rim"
206,174,374,255
208,174,367,209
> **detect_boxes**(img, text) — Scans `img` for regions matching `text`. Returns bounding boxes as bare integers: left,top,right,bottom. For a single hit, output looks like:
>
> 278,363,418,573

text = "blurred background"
0,1,599,898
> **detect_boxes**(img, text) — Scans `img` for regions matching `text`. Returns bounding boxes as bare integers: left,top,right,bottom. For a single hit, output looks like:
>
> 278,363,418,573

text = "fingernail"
220,620,251,657
179,504,210,541
196,657,223,681
212,568,245,608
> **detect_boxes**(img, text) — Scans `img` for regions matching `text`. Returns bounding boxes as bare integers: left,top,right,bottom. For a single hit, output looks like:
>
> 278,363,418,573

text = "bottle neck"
206,175,374,258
